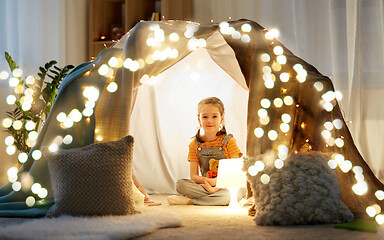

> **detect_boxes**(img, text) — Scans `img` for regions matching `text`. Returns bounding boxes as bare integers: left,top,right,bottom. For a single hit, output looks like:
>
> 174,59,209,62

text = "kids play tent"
0,19,383,220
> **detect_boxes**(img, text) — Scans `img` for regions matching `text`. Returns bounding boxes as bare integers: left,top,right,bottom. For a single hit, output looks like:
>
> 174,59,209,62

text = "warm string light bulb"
12,69,23,78
260,174,270,184
376,190,384,201
254,127,264,138
265,28,279,40
18,152,28,163
0,70,10,79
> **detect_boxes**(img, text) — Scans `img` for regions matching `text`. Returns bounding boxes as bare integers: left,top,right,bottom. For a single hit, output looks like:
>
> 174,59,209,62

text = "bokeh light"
254,127,264,138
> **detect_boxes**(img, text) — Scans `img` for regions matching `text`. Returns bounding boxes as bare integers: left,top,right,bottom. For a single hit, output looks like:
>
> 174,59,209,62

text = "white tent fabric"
129,47,248,193
1,0,383,191
194,0,384,183
0,18,383,218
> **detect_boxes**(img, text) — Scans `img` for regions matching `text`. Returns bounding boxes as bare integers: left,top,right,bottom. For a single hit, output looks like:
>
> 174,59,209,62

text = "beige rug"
1,195,384,240
0,209,182,240
138,195,384,240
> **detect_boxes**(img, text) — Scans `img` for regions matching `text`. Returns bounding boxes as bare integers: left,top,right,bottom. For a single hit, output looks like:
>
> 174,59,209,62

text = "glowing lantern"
216,158,247,210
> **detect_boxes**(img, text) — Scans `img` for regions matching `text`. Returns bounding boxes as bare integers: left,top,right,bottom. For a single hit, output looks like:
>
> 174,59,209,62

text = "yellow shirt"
188,134,242,162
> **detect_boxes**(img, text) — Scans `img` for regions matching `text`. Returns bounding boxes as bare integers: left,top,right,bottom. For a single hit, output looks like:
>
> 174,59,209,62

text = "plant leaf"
39,67,46,74
4,52,19,72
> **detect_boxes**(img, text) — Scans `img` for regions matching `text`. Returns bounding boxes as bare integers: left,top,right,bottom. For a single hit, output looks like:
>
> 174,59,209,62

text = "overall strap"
221,134,233,146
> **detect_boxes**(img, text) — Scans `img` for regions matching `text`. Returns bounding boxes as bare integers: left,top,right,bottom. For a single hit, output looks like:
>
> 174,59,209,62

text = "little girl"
168,97,245,205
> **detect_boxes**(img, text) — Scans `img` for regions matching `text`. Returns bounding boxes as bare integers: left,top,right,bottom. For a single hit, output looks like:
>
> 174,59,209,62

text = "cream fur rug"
0,209,182,240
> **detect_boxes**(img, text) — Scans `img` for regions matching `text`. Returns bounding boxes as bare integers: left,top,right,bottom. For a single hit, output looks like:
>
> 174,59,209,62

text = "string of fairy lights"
0,21,383,223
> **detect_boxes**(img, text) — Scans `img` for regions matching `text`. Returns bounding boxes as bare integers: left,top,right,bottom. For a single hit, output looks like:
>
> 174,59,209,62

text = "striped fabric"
188,134,242,162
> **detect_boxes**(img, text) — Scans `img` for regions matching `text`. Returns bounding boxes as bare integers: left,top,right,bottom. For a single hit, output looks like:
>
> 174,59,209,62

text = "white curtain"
194,0,384,182
0,0,88,184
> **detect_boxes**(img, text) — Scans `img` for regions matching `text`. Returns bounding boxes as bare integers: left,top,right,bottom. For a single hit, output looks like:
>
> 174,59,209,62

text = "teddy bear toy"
206,159,220,178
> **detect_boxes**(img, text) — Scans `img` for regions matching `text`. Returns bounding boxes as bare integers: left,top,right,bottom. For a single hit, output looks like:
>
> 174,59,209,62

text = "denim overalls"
196,134,233,177
175,133,246,205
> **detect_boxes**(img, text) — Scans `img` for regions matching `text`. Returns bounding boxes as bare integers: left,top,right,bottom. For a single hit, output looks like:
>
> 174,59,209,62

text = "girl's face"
198,104,224,134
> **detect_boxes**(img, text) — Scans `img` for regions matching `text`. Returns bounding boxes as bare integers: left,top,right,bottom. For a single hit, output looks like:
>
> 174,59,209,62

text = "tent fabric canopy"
0,19,382,219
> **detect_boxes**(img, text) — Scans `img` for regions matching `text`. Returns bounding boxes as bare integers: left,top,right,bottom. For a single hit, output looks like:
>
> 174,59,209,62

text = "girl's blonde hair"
195,97,227,142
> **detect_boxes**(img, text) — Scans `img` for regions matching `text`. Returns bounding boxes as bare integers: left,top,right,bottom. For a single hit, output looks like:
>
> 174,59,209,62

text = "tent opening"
129,47,249,194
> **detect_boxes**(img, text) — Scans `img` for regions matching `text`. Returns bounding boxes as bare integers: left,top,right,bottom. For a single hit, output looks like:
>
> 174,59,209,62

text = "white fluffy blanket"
244,151,354,225
0,209,182,240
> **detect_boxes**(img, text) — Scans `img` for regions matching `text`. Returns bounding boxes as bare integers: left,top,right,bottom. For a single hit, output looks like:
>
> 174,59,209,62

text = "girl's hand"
200,179,221,193
206,177,217,187
144,197,162,206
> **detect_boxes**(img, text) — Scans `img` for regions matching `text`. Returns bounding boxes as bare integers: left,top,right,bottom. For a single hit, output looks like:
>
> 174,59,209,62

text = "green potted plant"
2,52,74,164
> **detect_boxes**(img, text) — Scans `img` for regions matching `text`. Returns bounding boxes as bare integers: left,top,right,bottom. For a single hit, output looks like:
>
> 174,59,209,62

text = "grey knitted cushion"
45,135,137,217
244,151,354,225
